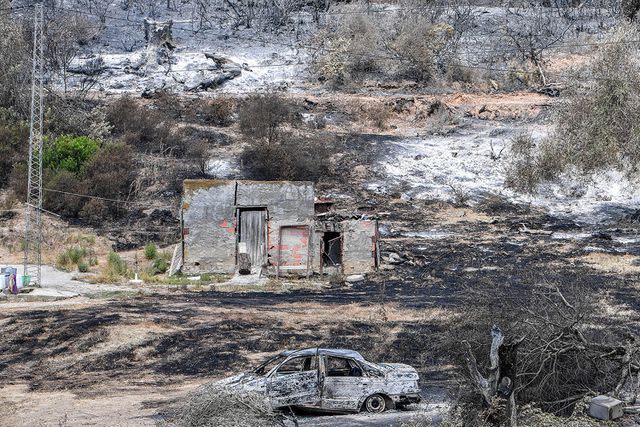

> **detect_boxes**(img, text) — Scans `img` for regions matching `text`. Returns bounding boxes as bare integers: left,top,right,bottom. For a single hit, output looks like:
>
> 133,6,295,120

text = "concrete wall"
182,180,315,275
342,220,378,275
182,180,237,274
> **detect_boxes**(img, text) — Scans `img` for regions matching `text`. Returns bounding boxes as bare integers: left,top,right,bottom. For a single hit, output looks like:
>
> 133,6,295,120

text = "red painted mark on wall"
218,219,236,234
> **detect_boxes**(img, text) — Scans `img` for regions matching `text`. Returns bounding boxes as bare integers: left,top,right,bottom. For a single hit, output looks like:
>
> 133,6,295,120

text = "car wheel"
364,394,386,413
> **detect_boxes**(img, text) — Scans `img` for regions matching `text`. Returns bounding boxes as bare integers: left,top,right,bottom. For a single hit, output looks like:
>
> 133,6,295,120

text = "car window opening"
326,356,363,377
275,356,318,376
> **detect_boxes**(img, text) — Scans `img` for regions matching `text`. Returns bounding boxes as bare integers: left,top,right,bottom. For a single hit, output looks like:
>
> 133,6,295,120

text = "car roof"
280,348,365,361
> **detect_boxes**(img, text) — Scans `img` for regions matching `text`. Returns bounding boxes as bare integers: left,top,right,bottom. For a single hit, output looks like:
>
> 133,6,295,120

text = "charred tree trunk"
464,325,524,427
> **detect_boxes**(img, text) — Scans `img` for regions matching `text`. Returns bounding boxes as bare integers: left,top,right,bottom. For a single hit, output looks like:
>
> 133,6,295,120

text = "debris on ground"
588,395,624,421
169,382,285,427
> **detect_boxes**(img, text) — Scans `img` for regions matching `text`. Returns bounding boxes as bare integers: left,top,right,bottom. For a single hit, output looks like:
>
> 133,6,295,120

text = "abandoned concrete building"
179,180,379,276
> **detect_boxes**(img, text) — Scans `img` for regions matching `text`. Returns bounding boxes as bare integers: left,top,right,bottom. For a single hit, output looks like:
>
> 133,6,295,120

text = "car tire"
364,394,386,413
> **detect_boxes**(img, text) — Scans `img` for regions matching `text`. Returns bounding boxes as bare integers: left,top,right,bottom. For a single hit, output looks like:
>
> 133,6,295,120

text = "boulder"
386,252,405,265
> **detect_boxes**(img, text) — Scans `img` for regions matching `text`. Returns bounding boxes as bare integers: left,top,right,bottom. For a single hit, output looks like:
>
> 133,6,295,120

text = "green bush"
144,242,158,260
67,246,87,264
57,252,71,269
78,262,89,273
152,257,168,274
43,134,99,174
107,251,127,275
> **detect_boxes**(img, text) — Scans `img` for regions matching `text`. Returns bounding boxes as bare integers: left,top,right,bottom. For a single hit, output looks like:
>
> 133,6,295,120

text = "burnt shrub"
43,170,85,217
237,92,332,181
78,199,109,224
237,92,292,144
507,24,640,194
0,15,31,112
241,132,332,181
106,96,174,154
82,143,135,217
0,108,29,189
311,5,461,86
189,97,235,127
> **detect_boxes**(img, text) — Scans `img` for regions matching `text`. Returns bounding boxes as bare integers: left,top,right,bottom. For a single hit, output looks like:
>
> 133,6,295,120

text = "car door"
267,355,320,408
320,356,372,412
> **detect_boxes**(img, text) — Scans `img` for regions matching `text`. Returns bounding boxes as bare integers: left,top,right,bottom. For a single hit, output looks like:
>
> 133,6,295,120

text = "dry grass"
579,252,640,274
170,382,283,427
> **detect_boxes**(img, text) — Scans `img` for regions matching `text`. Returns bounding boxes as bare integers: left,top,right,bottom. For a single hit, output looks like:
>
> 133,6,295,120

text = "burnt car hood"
216,372,266,392
377,363,420,381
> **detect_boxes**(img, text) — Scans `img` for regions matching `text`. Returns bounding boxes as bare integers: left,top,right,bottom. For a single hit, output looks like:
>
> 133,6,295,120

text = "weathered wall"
182,180,237,274
277,226,311,275
235,181,315,275
342,220,378,274
182,180,315,275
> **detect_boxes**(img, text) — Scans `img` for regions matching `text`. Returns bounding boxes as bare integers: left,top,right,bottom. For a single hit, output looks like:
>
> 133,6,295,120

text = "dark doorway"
322,232,342,267
238,208,267,270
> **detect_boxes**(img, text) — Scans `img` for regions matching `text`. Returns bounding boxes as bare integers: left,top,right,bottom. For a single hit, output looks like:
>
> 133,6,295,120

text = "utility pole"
23,2,44,288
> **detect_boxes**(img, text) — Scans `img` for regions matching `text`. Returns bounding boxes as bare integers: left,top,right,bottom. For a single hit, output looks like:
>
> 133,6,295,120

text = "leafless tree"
0,9,31,112
74,0,112,25
46,14,94,93
500,7,572,87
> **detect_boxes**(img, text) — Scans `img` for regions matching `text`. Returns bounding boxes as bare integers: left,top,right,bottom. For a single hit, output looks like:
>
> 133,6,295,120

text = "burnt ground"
2,198,640,426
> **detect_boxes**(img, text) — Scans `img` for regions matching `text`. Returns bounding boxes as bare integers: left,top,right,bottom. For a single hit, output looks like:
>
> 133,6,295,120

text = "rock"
345,274,365,283
386,252,405,265
67,57,106,76
17,288,79,302
0,292,7,300
380,264,395,271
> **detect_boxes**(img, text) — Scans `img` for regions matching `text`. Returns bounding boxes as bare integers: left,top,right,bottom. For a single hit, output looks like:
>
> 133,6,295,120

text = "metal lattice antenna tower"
23,2,44,288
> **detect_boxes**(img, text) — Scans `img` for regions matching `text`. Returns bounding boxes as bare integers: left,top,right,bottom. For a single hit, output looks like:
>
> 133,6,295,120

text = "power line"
43,187,176,208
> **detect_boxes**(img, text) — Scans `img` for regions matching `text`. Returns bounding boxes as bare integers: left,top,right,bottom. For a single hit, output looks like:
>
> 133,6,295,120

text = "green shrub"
107,251,127,275
57,252,71,269
43,134,99,174
67,246,87,264
89,256,98,266
152,257,168,274
78,262,89,273
144,242,158,260
200,273,212,283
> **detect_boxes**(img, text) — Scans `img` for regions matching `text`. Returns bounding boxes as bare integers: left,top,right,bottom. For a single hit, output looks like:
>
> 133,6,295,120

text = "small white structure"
589,395,624,421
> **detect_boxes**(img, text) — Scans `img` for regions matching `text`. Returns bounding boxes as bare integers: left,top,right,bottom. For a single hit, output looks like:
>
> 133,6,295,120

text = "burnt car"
218,348,421,413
